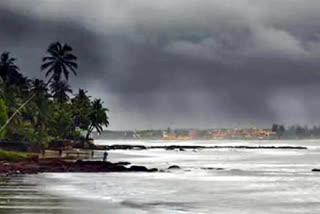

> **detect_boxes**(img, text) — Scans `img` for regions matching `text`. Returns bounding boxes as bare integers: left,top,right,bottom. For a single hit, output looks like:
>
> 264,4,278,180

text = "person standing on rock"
103,151,108,162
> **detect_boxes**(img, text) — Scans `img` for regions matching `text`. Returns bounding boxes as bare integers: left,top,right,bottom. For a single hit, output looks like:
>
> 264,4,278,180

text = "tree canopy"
0,43,109,149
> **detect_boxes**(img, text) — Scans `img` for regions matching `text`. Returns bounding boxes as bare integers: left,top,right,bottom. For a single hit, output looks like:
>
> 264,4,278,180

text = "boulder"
110,164,128,172
201,167,224,170
129,165,149,172
168,165,181,170
149,168,158,172
116,161,131,166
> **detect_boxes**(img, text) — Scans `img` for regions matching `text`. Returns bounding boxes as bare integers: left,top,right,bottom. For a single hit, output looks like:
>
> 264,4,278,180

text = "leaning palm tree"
0,52,20,83
50,80,72,102
41,42,78,82
86,99,109,140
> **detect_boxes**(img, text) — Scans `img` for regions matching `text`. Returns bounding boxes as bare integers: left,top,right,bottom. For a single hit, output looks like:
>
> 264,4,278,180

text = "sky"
1,0,320,130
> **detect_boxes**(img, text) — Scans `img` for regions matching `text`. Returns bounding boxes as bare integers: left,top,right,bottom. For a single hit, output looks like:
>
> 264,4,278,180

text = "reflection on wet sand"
0,176,71,214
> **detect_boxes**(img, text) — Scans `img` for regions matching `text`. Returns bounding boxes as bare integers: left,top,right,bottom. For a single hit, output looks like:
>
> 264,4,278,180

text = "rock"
0,160,158,174
116,161,131,166
109,145,147,150
201,167,224,170
168,165,181,170
149,168,158,172
80,144,308,151
129,165,149,172
110,165,128,172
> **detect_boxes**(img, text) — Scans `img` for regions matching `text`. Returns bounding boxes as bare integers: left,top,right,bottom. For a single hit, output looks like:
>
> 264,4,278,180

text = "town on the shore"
94,124,320,140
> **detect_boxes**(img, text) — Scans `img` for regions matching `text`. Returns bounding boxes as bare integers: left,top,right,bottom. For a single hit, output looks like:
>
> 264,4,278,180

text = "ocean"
1,139,320,214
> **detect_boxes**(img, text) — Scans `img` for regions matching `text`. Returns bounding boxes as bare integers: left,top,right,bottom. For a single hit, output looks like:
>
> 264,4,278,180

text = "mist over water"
1,140,320,214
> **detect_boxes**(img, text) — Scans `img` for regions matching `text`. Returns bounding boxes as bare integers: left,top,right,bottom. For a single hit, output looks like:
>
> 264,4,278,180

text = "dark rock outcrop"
168,165,181,170
201,167,224,170
0,159,157,175
129,165,150,172
103,145,307,150
116,161,131,166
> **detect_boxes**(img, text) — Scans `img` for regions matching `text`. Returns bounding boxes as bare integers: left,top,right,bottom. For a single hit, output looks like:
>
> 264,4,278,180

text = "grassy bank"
0,149,37,162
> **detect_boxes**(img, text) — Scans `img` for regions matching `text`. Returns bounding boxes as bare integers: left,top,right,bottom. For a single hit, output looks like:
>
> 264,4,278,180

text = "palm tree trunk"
0,93,36,133
86,125,93,141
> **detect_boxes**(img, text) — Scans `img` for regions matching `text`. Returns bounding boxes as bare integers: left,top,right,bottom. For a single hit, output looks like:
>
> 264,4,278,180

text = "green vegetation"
0,99,7,138
0,42,109,150
271,123,320,139
0,149,36,161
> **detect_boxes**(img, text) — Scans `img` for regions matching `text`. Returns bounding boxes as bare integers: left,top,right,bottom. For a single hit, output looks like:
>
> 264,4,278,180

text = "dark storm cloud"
0,3,107,87
1,0,320,129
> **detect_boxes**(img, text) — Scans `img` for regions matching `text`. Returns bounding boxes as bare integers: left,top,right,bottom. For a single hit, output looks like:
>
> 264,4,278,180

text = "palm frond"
41,61,55,70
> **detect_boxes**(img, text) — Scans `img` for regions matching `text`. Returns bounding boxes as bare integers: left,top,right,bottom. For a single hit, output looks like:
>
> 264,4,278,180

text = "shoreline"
94,138,320,141
0,141,311,176
92,144,308,151
0,159,158,176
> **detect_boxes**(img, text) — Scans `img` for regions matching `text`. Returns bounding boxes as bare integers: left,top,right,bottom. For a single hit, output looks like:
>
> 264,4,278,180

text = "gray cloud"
1,0,320,129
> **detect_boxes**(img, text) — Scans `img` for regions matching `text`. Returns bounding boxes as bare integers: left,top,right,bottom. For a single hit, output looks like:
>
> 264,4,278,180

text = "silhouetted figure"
91,150,94,158
103,151,108,162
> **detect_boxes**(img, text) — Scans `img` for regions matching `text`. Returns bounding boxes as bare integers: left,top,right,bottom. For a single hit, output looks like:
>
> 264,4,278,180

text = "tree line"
0,42,109,149
272,123,320,138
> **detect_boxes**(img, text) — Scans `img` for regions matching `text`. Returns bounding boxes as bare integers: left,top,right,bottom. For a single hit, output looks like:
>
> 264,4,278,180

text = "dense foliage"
272,123,320,138
0,42,109,149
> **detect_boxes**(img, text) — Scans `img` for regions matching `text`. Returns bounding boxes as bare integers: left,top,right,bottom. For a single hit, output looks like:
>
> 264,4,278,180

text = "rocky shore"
92,144,308,150
0,159,158,175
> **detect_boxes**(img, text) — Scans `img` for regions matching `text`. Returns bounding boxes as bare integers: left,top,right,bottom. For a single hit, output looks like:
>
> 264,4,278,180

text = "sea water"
1,140,320,214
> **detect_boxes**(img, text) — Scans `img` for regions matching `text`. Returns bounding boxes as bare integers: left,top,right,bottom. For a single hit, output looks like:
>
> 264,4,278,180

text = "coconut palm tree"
77,89,89,100
31,79,48,97
50,80,72,102
41,42,78,82
71,89,91,130
86,99,109,140
16,75,31,96
31,79,50,128
0,52,20,83
0,42,78,133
